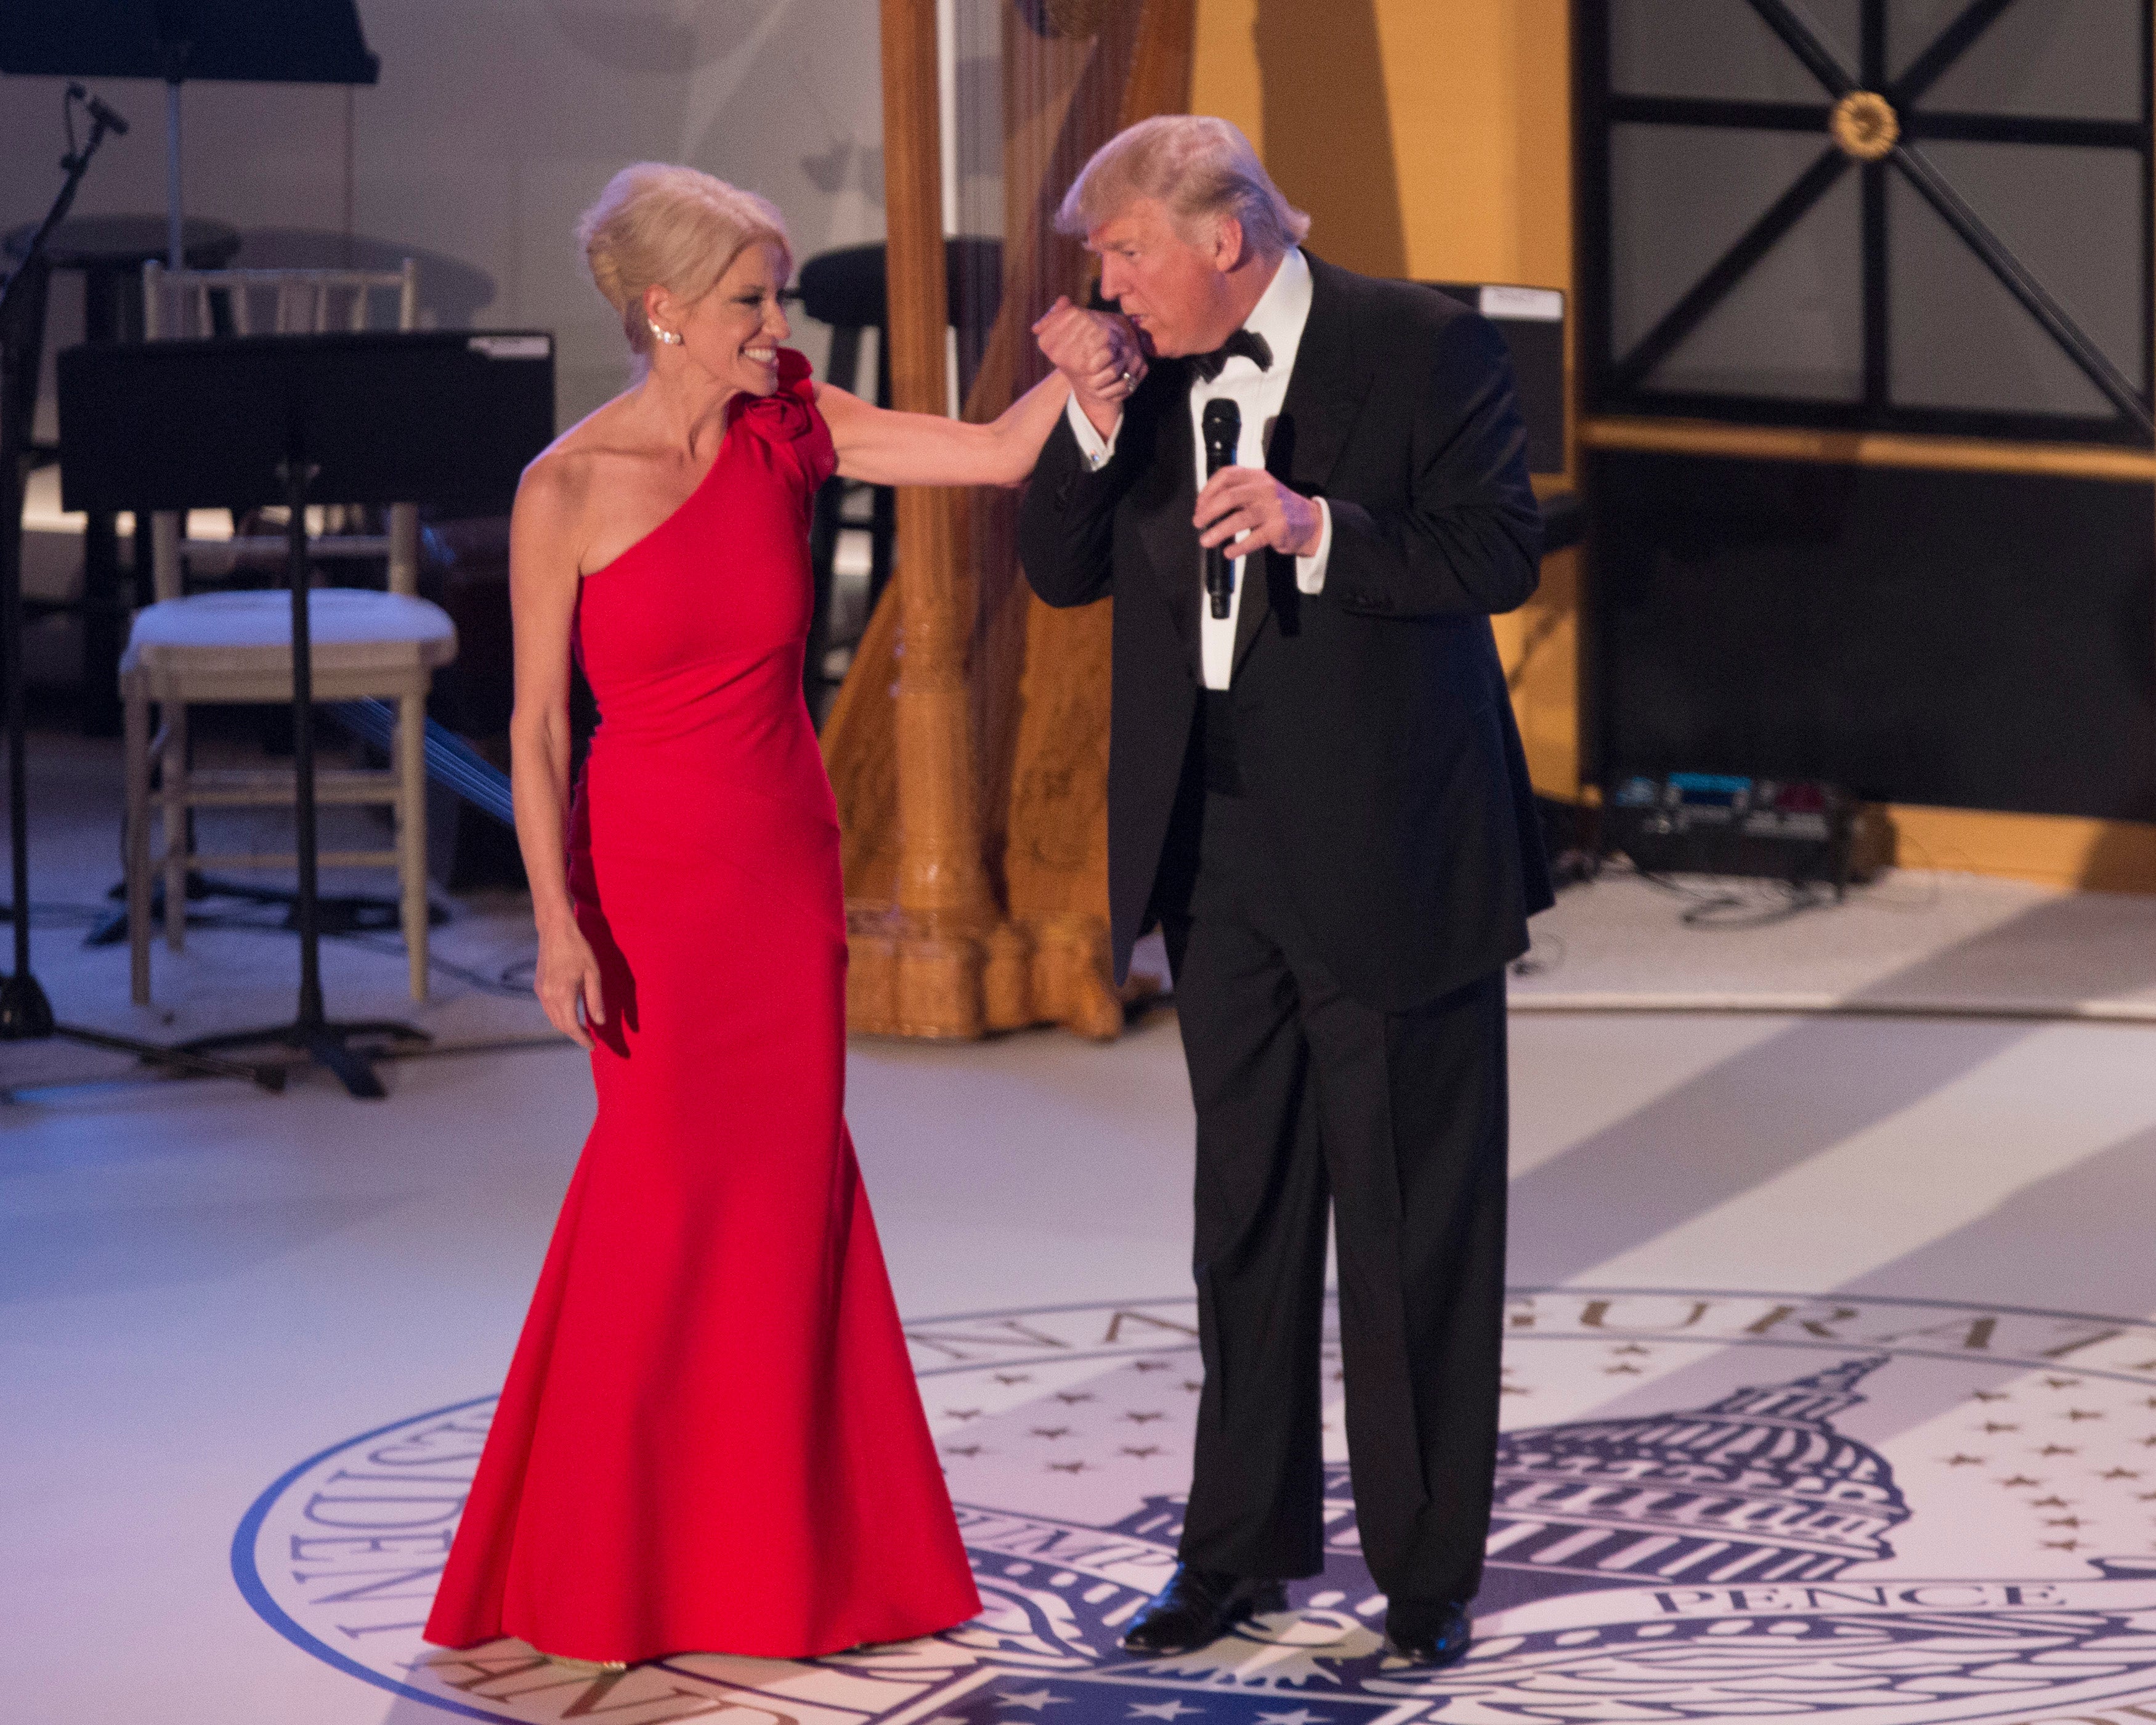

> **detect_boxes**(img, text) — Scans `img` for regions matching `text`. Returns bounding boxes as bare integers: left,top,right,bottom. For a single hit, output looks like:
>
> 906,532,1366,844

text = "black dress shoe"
1121,1564,1287,1655
1385,1596,1471,1667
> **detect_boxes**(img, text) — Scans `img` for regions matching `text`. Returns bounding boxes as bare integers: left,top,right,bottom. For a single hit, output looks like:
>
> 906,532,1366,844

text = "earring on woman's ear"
649,320,683,346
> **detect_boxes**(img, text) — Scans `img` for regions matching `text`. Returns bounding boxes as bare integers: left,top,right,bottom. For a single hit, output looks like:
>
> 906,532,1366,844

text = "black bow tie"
1190,327,1272,384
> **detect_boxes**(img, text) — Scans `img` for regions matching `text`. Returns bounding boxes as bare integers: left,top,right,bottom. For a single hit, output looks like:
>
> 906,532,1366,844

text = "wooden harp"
825,0,1194,1040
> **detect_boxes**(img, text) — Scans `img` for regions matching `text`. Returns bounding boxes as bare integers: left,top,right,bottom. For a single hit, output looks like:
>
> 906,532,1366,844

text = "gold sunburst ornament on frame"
1830,90,1900,161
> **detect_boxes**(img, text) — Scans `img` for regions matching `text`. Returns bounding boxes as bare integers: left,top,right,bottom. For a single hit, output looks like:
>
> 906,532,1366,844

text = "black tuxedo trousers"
1159,766,1507,1601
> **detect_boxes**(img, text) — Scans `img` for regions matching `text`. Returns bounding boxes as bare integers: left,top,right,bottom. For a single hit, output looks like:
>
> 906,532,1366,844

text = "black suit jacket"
1018,254,1554,1012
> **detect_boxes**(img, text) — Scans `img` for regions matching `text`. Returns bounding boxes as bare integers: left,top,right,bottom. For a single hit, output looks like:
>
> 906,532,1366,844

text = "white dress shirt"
1065,246,1333,689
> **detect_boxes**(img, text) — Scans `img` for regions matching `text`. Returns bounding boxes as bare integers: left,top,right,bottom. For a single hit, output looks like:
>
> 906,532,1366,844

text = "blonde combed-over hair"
577,163,791,356
1055,116,1310,259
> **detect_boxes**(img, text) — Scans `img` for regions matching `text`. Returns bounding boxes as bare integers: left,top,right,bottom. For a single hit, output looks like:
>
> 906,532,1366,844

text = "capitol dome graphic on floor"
238,1289,2156,1725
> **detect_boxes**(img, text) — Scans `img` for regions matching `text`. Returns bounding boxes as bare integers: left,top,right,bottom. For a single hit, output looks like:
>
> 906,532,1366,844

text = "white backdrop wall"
1,0,890,441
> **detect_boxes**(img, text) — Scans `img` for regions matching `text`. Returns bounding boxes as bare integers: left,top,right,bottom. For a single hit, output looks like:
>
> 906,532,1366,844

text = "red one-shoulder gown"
424,351,980,1663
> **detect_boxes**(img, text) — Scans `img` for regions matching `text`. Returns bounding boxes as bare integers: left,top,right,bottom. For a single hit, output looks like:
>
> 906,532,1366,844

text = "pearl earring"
649,320,683,346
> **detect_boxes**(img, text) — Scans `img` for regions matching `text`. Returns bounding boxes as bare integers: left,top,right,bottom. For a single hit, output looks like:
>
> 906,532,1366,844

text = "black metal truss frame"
1577,0,2156,445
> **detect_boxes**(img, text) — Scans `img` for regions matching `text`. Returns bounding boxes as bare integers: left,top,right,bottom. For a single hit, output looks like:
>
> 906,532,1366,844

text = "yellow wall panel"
1886,808,2156,896
1189,0,1261,148
1191,0,1572,288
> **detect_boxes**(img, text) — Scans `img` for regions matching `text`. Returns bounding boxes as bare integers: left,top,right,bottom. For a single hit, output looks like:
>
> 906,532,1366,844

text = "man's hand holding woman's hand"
1033,297,1145,438
535,913,607,1050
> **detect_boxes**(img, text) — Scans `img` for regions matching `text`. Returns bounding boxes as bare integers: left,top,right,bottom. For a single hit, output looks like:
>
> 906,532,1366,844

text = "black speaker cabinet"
1592,447,2156,821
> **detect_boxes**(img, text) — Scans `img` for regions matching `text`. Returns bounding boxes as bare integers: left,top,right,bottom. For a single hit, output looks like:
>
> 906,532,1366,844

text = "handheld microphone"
68,84,131,137
87,93,131,137
1200,397,1241,620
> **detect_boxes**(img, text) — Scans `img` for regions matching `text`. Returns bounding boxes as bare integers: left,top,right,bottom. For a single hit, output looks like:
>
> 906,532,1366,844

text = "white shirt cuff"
1294,498,1333,594
1065,393,1122,469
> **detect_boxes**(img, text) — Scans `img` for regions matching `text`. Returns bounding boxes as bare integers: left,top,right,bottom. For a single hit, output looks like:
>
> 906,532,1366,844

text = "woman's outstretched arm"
507,452,606,1049
818,301,1140,488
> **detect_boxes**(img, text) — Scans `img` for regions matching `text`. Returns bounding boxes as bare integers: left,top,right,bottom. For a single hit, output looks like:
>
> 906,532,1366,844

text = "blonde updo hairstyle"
577,163,792,360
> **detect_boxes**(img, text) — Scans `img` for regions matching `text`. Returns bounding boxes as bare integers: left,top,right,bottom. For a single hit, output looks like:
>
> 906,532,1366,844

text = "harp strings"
946,0,1145,427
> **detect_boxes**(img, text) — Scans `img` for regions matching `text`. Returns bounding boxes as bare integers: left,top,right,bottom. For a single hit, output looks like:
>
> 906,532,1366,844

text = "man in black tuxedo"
1020,116,1551,1666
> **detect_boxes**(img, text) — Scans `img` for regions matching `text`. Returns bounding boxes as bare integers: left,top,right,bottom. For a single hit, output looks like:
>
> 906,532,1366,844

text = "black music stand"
59,329,554,1096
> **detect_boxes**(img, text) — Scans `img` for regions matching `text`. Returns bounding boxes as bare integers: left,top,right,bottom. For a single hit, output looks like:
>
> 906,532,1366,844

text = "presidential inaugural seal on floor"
237,1290,2156,1725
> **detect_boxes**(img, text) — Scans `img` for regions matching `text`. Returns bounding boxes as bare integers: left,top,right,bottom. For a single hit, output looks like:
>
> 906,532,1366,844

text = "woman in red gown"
423,165,1137,1666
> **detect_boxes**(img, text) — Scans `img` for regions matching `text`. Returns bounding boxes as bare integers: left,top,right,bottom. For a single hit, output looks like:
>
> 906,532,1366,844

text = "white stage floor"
6,731,2156,1725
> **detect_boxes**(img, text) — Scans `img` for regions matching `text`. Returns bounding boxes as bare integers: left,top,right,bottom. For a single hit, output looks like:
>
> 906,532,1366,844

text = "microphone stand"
175,442,431,1099
0,92,281,1090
